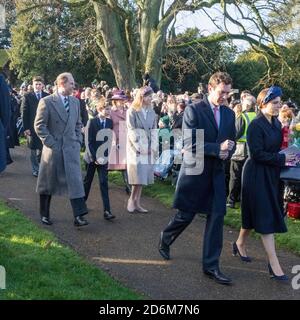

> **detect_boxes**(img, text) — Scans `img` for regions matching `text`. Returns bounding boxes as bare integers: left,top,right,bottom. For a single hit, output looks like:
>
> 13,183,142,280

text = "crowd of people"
0,69,299,286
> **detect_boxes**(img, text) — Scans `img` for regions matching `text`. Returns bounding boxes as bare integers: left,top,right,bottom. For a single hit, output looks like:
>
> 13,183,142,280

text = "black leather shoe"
104,211,115,220
41,216,53,225
158,232,170,260
74,216,88,227
226,201,235,209
203,269,232,285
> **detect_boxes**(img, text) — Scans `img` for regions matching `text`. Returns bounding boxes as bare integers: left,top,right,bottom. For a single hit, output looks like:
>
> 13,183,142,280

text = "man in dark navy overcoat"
159,72,236,285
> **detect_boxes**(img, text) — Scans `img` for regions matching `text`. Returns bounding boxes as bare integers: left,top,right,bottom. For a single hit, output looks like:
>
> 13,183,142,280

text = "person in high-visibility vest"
227,95,256,208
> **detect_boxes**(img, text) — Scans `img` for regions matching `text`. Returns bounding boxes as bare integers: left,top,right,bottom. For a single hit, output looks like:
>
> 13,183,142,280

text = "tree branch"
168,32,281,58
18,0,89,16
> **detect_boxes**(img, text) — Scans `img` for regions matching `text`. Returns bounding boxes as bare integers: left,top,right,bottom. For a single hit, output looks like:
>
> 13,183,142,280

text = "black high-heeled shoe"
232,242,252,262
268,263,289,281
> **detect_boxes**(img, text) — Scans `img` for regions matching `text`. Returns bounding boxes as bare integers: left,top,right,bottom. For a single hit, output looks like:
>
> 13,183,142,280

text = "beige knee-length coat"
126,106,158,185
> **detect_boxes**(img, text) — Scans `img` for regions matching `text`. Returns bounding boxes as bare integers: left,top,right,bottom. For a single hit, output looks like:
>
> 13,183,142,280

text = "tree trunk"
92,1,137,89
139,1,165,87
144,30,166,87
139,0,161,67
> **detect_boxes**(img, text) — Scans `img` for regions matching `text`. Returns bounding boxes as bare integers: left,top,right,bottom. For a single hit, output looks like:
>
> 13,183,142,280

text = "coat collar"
96,117,110,129
111,108,126,120
52,92,70,123
136,108,153,133
257,112,282,131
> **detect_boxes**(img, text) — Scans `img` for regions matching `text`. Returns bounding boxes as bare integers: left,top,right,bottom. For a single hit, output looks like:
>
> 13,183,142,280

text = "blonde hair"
131,86,153,111
233,103,243,118
279,108,294,123
96,96,106,111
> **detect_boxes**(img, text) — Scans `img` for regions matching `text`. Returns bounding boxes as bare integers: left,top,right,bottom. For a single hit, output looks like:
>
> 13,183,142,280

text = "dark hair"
208,72,232,88
32,76,44,83
241,90,251,96
230,99,241,108
282,101,296,109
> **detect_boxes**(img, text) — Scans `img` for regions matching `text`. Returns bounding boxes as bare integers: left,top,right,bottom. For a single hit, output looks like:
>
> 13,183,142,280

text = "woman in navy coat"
233,86,295,281
0,74,10,173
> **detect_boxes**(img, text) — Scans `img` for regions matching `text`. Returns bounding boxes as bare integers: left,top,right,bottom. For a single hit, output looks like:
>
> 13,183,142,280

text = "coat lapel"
52,92,68,123
137,110,150,133
218,106,225,136
202,100,218,131
31,92,39,103
67,97,76,125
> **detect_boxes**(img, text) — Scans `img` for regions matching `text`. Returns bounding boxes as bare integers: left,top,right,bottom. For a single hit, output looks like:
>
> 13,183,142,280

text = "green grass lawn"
109,171,300,256
0,201,143,300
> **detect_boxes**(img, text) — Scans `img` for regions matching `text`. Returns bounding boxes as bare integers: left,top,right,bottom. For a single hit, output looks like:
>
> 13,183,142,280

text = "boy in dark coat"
83,97,115,221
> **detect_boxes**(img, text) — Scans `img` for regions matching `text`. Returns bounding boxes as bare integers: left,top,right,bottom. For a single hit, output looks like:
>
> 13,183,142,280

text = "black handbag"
280,166,300,182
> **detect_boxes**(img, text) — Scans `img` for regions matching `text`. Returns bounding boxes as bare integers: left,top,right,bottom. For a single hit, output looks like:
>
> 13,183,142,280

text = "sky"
173,2,261,52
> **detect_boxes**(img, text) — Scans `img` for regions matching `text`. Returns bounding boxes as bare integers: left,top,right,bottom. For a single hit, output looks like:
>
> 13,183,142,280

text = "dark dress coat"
21,91,49,150
171,111,184,129
0,74,10,173
7,94,20,148
173,97,236,214
79,99,88,127
84,117,113,164
241,114,287,234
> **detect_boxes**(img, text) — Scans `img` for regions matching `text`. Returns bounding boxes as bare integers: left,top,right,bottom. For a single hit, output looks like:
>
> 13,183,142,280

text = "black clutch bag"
280,166,300,182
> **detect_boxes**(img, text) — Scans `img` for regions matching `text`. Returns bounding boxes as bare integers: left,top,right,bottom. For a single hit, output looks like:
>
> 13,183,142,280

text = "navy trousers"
161,210,224,270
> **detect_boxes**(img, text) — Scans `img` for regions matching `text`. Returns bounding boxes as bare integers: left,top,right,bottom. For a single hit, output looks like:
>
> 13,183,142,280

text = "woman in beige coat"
126,86,157,213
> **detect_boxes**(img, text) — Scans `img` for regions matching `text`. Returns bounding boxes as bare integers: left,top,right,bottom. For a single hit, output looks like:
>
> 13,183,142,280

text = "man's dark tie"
36,92,41,100
64,96,70,113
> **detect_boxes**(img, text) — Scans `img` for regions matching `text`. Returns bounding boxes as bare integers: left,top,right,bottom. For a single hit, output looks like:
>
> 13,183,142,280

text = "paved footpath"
0,147,299,299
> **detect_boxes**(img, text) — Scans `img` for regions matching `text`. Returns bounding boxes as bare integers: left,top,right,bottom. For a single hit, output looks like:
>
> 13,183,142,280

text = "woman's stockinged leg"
261,233,285,276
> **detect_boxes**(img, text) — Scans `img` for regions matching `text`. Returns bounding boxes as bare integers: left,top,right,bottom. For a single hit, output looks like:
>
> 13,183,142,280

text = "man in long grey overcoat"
34,72,88,226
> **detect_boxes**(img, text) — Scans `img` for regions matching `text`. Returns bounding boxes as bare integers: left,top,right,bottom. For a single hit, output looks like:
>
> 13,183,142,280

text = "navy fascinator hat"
262,86,283,104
